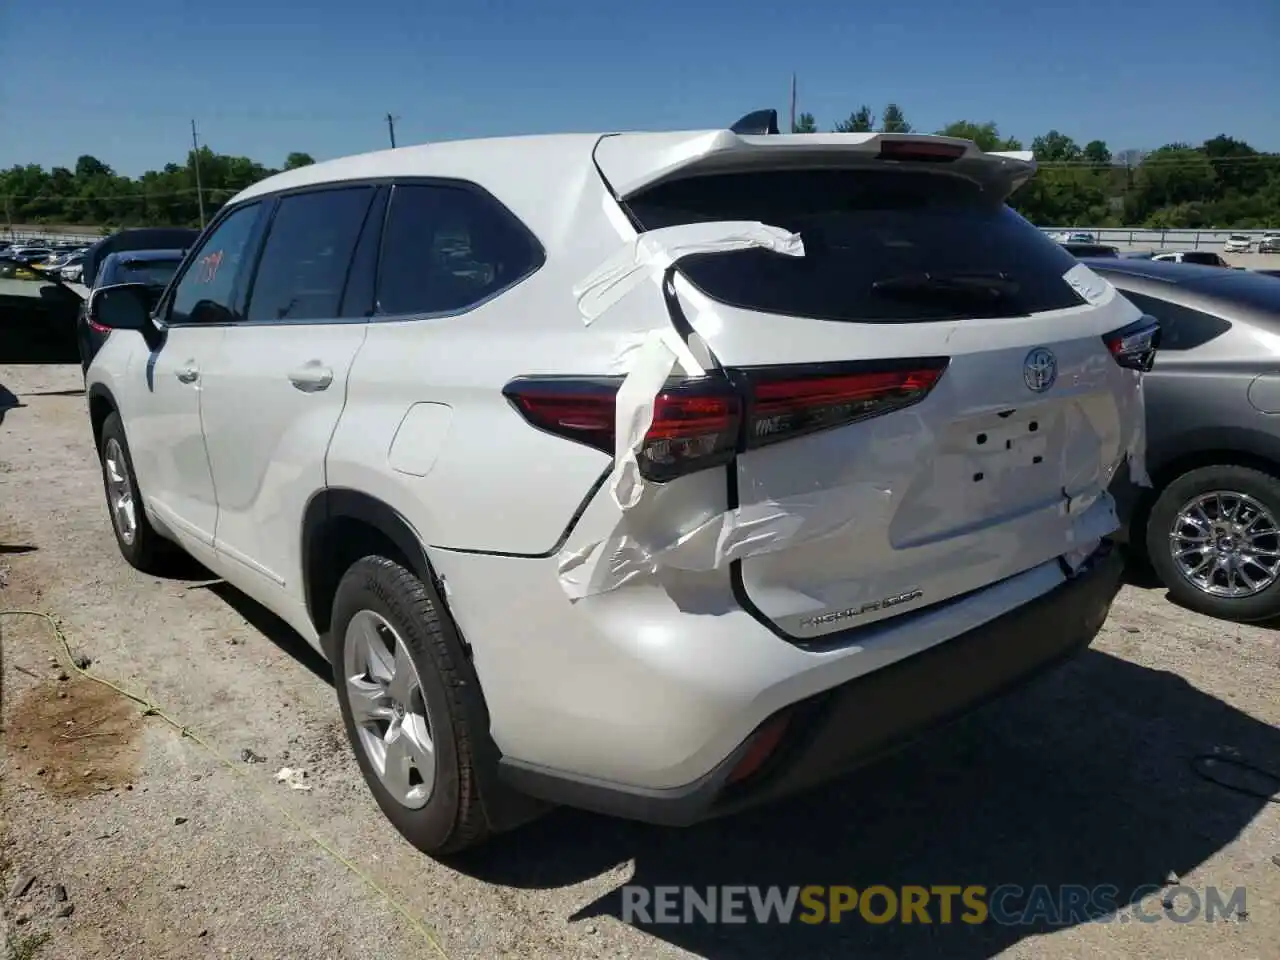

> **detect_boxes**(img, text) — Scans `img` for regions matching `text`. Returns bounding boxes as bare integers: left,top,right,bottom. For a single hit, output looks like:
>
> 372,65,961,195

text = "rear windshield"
625,169,1087,322
114,259,181,288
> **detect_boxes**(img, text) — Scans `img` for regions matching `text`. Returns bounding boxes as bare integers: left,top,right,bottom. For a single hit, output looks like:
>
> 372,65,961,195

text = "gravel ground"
1,362,1278,960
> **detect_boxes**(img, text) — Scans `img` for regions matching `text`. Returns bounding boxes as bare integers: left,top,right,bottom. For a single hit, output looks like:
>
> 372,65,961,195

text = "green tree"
1083,140,1112,166
834,106,874,132
936,120,1022,152
880,103,911,133
1125,144,1218,223
284,152,317,169
1031,130,1083,163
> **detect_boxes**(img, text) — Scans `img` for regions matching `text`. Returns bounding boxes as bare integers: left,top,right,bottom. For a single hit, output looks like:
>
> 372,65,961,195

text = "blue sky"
2,0,1277,176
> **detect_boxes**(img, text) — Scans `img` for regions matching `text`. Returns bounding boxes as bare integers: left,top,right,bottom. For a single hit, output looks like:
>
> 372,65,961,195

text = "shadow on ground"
0,382,25,425
449,649,1278,959
196,579,333,684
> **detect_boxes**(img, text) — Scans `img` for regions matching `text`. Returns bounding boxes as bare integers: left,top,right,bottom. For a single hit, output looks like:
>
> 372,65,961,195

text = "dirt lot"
1,362,1278,960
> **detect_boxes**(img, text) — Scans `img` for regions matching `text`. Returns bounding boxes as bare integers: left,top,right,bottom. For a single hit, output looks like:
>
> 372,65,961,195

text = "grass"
9,930,52,960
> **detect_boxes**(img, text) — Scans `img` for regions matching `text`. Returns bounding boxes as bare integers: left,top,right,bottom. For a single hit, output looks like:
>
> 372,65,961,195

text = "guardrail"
1043,227,1279,251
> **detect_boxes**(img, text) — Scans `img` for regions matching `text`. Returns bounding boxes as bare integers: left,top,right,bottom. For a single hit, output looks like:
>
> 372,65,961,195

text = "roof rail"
729,109,780,136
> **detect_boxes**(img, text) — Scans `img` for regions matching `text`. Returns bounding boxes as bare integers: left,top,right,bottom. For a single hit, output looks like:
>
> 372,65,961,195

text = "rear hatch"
597,132,1147,641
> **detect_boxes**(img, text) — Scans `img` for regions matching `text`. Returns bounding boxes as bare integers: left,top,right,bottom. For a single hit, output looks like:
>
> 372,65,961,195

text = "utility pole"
789,73,797,134
385,113,399,149
190,119,206,230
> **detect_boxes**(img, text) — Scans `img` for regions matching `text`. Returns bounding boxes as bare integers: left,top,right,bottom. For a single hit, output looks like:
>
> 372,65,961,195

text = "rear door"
612,154,1145,641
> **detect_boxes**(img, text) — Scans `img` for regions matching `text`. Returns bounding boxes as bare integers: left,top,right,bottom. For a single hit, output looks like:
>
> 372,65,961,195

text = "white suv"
83,116,1156,854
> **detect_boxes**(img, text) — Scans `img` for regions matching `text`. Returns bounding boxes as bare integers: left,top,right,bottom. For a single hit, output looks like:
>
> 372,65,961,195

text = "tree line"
4,104,1279,230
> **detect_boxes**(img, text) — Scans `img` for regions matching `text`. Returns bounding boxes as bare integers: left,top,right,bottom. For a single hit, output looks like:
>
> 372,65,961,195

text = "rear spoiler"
595,120,1038,202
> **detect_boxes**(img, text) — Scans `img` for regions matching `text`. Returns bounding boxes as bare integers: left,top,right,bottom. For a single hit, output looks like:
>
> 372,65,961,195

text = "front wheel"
98,412,181,574
1145,464,1280,622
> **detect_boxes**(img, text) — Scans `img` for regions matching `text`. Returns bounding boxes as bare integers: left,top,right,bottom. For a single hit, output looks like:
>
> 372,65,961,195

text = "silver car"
1096,258,1280,620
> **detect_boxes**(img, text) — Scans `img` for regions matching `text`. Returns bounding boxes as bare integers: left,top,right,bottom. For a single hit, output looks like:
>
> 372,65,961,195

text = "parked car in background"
1060,241,1119,257
1258,233,1280,254
1090,257,1280,621
1151,250,1231,268
1223,234,1253,254
80,121,1150,854
59,251,87,282
7,245,53,264
1066,231,1097,243
77,249,185,371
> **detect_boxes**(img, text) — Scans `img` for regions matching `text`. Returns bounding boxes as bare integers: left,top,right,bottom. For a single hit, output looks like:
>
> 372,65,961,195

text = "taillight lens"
502,376,741,482
737,359,949,449
503,358,948,484
1103,315,1161,372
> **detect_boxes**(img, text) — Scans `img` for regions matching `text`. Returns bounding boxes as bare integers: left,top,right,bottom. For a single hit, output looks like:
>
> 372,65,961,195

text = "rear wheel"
1146,464,1280,622
331,555,493,855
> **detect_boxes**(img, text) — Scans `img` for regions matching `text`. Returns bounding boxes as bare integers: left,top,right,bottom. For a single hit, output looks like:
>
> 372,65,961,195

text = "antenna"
729,109,780,136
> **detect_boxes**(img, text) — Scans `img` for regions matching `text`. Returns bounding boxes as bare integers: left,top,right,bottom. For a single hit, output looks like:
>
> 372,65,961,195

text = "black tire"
1145,463,1280,622
331,555,493,855
98,412,181,574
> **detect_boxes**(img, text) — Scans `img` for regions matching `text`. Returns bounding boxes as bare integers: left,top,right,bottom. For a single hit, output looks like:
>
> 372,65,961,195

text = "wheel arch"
301,488,455,657
86,381,118,450
1132,426,1280,552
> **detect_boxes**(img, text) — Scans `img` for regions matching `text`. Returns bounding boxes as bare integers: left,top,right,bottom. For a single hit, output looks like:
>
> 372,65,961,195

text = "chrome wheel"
343,610,435,808
102,437,137,546
1170,490,1280,598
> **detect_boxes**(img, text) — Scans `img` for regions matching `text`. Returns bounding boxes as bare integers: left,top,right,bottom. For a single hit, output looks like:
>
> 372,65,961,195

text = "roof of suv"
229,129,1038,228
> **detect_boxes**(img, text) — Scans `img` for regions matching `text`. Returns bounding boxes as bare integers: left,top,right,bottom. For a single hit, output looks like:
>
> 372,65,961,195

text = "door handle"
175,363,199,384
288,362,334,392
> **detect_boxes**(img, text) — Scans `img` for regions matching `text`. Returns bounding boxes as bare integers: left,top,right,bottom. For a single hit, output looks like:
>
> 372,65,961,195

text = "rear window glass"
625,169,1087,322
114,259,181,288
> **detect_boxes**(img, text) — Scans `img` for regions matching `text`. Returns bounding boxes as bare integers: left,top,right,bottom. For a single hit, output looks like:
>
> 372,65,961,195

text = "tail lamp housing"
1103,315,1161,372
503,357,949,485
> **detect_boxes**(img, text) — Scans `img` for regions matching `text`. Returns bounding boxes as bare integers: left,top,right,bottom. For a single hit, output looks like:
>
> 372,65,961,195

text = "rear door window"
245,186,375,323
624,169,1088,322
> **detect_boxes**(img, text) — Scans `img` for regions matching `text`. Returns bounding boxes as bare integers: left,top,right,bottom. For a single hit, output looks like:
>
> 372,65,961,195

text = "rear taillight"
502,376,741,482
878,139,967,163
736,359,949,449
503,358,948,483
1103,315,1161,372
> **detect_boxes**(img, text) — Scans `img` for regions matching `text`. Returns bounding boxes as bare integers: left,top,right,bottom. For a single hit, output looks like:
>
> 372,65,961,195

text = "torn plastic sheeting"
1062,262,1116,307
609,327,705,510
572,219,803,511
557,482,895,601
1128,374,1152,487
572,220,804,325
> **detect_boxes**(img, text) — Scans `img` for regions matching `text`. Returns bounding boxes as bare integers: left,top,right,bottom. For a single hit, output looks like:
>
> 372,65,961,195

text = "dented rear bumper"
497,541,1124,825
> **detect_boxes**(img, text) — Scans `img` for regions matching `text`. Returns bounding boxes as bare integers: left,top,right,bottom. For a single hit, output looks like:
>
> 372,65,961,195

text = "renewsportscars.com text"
621,884,1248,926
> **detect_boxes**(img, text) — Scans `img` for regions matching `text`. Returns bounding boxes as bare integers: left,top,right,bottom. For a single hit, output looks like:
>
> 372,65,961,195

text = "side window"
169,204,262,324
1122,291,1232,352
375,183,542,316
244,187,375,323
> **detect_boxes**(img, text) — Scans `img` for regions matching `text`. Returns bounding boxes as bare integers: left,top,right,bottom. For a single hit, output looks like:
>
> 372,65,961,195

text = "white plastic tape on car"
572,220,804,325
572,220,804,513
609,327,705,510
557,481,895,601
1062,262,1116,306
1128,376,1152,487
